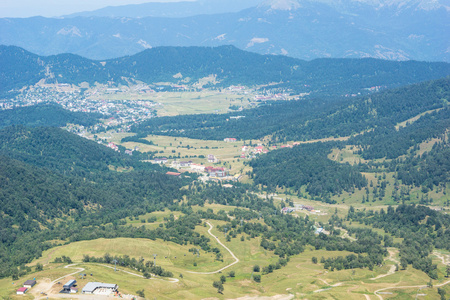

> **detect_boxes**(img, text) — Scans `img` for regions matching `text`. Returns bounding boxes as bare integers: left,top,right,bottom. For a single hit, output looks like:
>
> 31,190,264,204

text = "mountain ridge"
0,0,448,61
1,45,449,96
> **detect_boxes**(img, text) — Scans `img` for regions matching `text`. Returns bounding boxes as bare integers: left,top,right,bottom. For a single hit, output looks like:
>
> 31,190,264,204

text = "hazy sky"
0,0,192,18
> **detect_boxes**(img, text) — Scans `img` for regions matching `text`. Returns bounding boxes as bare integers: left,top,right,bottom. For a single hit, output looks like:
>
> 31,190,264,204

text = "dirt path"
313,281,343,293
370,249,399,281
336,227,357,241
187,221,239,275
34,264,85,300
374,280,450,300
433,251,450,265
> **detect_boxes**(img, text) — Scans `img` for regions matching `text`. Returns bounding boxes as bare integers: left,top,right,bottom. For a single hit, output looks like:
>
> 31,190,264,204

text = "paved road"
187,221,240,274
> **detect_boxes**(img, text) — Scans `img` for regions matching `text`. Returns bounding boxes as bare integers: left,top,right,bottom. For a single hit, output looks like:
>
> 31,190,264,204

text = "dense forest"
0,103,103,128
249,142,367,199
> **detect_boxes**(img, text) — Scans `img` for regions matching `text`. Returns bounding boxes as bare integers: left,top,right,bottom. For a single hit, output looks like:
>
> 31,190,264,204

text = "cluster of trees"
83,254,173,278
250,142,367,198
320,254,383,271
396,141,450,191
351,107,449,160
347,205,450,278
121,133,155,146
218,211,387,276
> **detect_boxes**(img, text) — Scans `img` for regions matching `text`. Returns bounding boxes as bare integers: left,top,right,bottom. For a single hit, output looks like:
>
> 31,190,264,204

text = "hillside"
0,103,103,128
1,45,449,96
0,125,191,278
0,0,448,61
132,77,450,141
131,77,450,202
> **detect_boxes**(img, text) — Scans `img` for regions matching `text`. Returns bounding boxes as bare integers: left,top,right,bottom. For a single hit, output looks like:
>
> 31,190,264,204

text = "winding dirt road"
374,280,450,300
187,221,240,274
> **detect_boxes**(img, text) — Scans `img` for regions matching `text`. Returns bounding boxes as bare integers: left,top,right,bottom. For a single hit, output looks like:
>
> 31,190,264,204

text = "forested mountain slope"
0,103,103,128
132,77,450,142
0,125,190,278
1,45,449,96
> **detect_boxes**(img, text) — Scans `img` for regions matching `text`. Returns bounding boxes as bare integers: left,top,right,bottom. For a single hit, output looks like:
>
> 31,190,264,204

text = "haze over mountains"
0,0,448,61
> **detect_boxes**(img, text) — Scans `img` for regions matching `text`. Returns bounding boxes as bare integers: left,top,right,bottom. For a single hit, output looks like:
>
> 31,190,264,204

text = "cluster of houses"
254,93,288,101
208,154,219,163
205,166,229,177
105,142,135,156
107,142,119,151
16,279,36,295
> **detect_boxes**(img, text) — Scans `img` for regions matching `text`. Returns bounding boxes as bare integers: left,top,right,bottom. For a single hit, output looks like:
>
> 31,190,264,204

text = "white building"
82,282,118,295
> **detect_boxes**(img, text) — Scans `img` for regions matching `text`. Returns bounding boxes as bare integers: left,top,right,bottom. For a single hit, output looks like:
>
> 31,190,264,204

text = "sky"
0,0,191,18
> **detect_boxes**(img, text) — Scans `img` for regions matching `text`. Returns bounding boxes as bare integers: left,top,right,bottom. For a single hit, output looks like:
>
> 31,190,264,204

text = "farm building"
82,282,118,295
23,280,36,288
16,287,27,295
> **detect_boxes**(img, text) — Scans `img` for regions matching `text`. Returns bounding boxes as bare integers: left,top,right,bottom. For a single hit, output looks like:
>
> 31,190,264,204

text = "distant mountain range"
1,45,449,96
0,0,448,61
65,0,263,18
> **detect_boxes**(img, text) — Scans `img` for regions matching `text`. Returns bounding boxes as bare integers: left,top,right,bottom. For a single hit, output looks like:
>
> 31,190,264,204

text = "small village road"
187,221,240,275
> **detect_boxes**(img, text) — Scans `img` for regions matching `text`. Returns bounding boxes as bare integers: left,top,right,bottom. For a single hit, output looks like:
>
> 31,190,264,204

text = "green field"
89,90,255,116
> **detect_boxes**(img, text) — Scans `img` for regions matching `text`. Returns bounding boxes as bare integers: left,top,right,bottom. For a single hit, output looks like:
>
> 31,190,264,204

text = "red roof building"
166,172,181,177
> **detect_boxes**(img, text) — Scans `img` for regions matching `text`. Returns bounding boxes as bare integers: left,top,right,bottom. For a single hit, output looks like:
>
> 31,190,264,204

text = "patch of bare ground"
433,251,450,265
395,108,445,130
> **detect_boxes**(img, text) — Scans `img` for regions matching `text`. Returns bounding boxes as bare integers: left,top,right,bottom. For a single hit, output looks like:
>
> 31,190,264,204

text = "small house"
17,287,28,295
